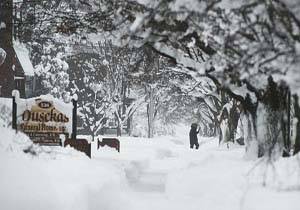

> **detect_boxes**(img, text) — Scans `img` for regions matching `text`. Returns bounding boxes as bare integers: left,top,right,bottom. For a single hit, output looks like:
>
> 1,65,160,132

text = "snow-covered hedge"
0,98,12,128
0,127,33,155
0,127,88,159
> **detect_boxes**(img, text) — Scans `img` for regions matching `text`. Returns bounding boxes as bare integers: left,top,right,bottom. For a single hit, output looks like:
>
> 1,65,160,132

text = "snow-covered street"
1,127,299,210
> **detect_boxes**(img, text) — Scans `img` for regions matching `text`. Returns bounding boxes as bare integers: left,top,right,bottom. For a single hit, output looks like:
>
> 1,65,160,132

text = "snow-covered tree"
34,47,70,98
14,0,300,156
96,40,145,136
68,52,112,140
103,0,300,157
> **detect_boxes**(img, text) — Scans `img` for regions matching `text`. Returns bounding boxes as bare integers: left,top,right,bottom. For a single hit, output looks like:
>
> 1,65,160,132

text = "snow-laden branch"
0,48,6,66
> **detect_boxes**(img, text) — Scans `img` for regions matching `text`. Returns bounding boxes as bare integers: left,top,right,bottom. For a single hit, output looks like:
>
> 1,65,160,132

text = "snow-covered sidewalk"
0,127,299,210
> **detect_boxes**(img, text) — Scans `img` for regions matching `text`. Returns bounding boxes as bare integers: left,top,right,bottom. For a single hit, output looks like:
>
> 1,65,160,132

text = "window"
25,77,33,97
15,79,22,89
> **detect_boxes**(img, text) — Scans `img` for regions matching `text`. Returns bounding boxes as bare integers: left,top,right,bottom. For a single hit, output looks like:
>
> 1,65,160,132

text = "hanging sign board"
13,92,74,145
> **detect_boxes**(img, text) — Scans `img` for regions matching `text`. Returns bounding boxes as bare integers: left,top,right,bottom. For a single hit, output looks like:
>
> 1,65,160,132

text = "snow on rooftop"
13,41,35,76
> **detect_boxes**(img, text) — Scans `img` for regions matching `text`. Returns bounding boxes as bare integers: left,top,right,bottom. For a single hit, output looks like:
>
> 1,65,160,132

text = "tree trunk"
228,101,240,143
147,87,155,138
127,115,133,136
92,131,95,142
116,114,122,137
293,94,300,155
260,77,289,158
282,90,291,157
116,123,122,137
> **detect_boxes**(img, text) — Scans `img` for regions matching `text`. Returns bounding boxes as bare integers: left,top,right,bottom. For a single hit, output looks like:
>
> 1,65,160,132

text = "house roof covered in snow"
13,41,35,76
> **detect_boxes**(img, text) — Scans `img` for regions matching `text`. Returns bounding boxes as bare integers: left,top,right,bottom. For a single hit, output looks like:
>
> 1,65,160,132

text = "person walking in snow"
189,123,200,149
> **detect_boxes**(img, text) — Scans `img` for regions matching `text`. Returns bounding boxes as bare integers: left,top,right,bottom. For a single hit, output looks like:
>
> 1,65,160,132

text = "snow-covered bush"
35,51,70,99
0,127,34,155
0,126,89,159
0,98,11,128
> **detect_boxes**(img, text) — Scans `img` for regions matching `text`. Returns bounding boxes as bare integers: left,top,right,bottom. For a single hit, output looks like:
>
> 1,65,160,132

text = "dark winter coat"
189,126,199,144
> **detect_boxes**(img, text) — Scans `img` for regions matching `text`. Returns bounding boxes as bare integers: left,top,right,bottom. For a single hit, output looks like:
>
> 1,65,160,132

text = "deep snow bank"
0,127,127,210
0,126,299,210
0,127,33,155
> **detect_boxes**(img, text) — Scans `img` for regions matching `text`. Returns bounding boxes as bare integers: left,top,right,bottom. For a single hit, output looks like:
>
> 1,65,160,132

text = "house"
0,41,36,98
0,0,36,98
13,41,36,98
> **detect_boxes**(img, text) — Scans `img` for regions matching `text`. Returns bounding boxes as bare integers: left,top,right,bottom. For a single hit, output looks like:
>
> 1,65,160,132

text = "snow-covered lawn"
0,127,299,210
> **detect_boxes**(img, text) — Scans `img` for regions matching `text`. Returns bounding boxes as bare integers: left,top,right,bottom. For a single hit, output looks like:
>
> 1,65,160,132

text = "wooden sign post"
71,95,77,140
12,90,76,146
12,90,17,131
12,91,93,158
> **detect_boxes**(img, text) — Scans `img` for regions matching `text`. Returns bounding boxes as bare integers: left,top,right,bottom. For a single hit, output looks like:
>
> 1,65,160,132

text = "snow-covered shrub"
31,40,70,99
0,127,87,159
0,127,34,155
131,108,148,137
0,99,12,128
249,152,300,189
35,52,70,98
